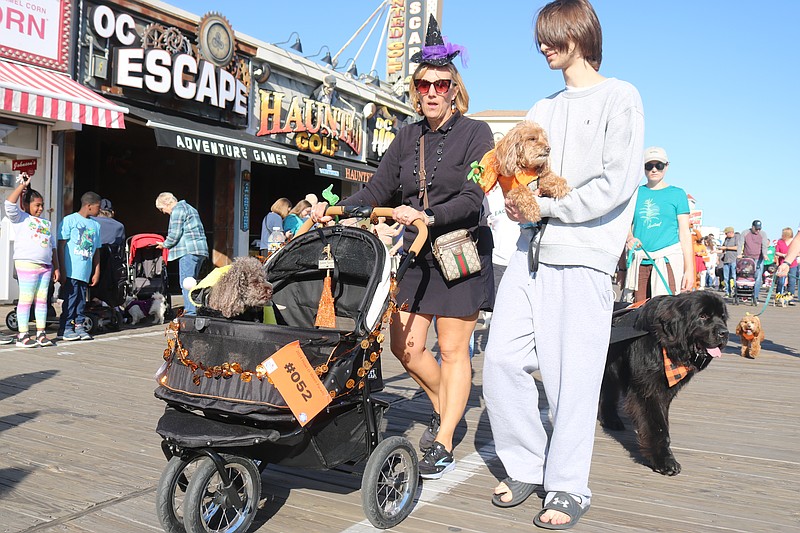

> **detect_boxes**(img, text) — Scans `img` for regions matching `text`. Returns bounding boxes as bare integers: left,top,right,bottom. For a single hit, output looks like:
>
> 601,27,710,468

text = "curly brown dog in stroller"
153,207,426,532
733,257,757,305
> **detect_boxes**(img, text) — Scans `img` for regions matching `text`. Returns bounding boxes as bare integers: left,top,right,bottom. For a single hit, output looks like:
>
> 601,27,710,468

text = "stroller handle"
295,206,428,260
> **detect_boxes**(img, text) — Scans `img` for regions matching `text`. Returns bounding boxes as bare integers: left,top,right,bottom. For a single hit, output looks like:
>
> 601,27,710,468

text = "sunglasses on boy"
645,162,667,171
413,78,454,95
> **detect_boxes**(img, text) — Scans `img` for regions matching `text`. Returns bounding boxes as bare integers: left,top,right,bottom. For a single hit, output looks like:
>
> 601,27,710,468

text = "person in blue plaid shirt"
155,192,208,316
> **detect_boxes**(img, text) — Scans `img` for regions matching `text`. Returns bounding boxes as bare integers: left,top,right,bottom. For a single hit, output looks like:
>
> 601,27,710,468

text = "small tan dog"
735,313,764,358
476,121,570,223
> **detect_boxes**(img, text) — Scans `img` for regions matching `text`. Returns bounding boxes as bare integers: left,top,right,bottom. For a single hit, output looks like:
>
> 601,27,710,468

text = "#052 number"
289,370,313,401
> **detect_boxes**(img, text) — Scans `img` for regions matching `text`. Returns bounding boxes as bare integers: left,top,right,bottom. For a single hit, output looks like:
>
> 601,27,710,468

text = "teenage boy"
483,0,644,529
58,192,102,340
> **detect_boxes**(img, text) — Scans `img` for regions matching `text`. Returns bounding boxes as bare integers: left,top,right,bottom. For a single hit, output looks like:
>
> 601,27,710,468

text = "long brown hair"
289,199,311,216
535,0,603,71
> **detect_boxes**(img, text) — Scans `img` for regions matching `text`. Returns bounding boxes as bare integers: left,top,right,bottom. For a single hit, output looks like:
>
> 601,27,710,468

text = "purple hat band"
420,38,469,67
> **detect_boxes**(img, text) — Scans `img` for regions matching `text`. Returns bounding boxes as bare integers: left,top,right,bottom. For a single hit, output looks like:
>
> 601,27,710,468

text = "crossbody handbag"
418,134,482,281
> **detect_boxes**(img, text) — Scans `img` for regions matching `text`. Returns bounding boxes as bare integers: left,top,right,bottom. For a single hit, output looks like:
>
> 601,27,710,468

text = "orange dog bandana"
741,331,755,341
663,348,690,387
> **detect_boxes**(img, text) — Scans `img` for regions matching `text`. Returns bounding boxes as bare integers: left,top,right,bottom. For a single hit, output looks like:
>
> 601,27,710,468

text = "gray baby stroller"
733,257,757,305
153,207,425,532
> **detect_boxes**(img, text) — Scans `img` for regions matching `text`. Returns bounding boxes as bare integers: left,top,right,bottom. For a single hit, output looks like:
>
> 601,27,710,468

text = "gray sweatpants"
483,239,614,505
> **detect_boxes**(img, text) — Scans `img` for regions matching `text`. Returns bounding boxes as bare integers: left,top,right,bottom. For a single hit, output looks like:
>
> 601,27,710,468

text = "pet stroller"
82,243,129,333
733,257,757,306
153,207,425,533
127,233,172,316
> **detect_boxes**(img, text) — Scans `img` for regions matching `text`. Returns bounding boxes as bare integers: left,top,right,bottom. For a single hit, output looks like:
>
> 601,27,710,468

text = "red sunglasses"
413,78,454,95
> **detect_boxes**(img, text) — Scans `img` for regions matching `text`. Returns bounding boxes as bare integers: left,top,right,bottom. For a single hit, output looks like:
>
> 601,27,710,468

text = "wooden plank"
0,306,799,532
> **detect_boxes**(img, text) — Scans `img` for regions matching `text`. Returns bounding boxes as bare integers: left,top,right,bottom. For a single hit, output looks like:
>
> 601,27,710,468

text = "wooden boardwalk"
1,299,799,533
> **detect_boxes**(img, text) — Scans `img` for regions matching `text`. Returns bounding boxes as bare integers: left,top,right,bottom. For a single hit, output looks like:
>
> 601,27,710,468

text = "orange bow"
663,348,690,387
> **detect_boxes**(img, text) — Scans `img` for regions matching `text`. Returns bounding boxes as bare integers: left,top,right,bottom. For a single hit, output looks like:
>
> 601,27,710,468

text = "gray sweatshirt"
528,78,645,275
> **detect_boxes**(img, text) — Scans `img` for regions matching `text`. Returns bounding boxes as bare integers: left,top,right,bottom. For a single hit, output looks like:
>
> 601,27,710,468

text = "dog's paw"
652,455,682,476
507,187,541,223
539,175,571,199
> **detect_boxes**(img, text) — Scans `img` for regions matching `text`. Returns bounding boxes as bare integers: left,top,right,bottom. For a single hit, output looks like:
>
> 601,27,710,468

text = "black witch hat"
409,14,467,67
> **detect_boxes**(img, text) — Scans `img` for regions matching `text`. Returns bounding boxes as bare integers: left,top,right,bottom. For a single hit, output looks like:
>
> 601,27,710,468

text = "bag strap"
418,134,440,255
418,134,428,206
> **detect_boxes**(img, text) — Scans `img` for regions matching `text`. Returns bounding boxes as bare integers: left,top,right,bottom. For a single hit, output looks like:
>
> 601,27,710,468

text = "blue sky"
170,0,799,242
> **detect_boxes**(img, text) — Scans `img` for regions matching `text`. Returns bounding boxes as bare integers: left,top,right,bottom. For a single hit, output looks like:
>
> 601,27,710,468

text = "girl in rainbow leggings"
4,174,59,347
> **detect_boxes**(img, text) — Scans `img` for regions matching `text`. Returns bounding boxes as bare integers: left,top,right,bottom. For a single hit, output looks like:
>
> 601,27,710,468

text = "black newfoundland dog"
599,291,728,476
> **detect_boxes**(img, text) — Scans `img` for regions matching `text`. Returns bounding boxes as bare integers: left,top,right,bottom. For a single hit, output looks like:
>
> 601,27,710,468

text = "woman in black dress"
311,16,494,479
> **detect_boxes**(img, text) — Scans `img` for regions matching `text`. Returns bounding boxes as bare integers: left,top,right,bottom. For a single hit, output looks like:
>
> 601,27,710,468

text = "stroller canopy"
129,233,169,265
264,225,391,335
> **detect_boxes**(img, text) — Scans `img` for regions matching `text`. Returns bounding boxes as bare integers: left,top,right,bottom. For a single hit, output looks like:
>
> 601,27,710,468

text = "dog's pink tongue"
707,347,722,358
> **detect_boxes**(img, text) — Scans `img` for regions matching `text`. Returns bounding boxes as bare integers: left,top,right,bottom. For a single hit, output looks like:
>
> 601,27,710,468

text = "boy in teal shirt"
58,192,102,340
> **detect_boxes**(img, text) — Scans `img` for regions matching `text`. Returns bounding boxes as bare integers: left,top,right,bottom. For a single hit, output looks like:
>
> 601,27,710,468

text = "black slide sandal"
491,477,540,508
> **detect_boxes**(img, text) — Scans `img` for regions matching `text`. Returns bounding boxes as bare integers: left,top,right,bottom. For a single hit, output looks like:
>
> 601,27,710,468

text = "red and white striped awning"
0,61,127,129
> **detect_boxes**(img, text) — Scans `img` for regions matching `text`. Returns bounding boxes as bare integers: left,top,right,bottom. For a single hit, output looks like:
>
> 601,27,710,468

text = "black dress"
344,112,495,317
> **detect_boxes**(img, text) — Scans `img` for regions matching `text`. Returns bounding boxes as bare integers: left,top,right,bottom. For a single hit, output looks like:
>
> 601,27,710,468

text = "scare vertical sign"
386,0,440,84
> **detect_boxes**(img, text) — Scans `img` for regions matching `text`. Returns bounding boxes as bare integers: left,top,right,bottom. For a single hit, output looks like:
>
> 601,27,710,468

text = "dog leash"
753,277,776,317
628,246,674,296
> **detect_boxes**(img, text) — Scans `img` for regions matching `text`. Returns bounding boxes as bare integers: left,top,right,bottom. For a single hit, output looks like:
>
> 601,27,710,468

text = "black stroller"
82,242,129,333
153,207,425,532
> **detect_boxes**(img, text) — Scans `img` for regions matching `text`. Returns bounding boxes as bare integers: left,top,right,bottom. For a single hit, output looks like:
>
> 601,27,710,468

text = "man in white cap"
625,146,694,301
719,226,741,297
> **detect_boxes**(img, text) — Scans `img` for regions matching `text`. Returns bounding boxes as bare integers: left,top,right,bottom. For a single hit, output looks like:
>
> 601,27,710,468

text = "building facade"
0,0,127,301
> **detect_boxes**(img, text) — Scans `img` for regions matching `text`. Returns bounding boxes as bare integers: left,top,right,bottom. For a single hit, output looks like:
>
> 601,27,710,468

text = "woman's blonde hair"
782,227,793,239
409,63,469,115
271,197,292,218
289,199,312,216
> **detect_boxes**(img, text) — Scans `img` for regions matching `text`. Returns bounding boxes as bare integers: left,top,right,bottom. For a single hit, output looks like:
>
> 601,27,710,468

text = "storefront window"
0,119,41,187
0,119,40,152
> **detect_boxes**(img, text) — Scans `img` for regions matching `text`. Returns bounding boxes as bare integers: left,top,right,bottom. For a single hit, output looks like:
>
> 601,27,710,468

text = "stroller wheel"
156,455,203,533
5,310,19,332
183,454,261,533
109,309,123,332
83,315,97,334
361,436,419,529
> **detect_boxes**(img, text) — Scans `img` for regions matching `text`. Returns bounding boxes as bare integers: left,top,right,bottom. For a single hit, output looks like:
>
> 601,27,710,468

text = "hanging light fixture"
273,32,303,53
304,45,335,68
361,70,382,88
345,59,358,79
